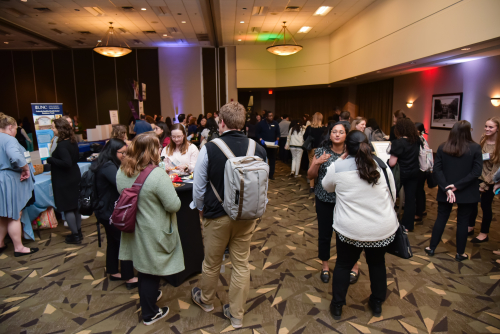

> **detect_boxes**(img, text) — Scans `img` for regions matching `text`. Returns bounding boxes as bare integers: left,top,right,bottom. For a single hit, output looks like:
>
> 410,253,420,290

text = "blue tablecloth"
21,162,91,240
78,140,107,153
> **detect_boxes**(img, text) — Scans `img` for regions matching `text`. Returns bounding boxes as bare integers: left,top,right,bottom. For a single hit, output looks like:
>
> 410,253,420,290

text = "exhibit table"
21,162,92,240
165,182,205,287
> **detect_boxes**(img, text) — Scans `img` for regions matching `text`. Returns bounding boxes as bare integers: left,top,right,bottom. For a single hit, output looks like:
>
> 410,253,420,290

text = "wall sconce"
492,98,500,107
406,102,413,108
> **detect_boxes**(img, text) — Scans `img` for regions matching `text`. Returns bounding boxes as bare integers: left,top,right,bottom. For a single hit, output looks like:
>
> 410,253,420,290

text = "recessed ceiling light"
141,8,146,11
181,21,186,23
238,39,242,41
461,47,470,50
240,21,244,23
298,26,312,33
314,6,332,16
163,34,168,37
97,39,101,42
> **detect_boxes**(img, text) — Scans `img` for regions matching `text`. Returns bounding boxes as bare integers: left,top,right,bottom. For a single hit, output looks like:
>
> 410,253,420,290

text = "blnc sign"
31,103,63,161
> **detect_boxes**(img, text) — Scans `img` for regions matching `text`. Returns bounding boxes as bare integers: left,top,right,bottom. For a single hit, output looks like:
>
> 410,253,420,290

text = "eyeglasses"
117,150,127,156
172,136,184,140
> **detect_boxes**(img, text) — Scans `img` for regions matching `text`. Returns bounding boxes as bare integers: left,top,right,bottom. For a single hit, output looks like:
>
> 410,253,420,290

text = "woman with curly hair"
388,118,422,232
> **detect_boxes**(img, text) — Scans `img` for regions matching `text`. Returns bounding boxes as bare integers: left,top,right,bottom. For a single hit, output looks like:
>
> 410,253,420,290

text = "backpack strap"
210,138,235,159
133,165,155,188
246,139,256,156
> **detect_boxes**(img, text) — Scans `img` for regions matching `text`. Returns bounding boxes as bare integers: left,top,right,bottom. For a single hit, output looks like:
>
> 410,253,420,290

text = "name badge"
24,151,32,164
483,153,491,161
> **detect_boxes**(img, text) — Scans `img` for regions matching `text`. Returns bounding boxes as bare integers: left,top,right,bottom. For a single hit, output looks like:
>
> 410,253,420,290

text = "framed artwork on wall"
430,93,463,130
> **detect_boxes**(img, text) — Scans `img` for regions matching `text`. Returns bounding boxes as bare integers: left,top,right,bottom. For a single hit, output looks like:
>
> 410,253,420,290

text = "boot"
78,228,83,239
65,233,82,245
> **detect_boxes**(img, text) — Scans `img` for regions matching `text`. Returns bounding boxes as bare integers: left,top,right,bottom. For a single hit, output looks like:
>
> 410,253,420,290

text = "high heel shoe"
455,253,469,262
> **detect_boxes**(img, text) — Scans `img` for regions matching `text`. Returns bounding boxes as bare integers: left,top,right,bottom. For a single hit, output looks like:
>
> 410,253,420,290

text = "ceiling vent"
51,28,65,35
252,6,267,16
75,40,85,45
26,41,41,46
133,39,142,45
118,28,128,34
83,6,105,16
34,7,51,12
0,29,12,36
196,34,209,42
121,6,135,12
284,6,301,12
167,27,179,34
249,27,260,33
143,30,156,34
79,31,91,35
2,8,29,17
153,6,170,16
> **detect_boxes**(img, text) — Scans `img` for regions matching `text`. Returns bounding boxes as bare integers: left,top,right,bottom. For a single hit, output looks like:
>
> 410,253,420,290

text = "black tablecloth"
165,182,205,287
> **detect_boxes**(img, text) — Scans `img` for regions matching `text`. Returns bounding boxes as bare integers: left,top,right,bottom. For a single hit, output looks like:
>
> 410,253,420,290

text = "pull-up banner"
31,103,63,161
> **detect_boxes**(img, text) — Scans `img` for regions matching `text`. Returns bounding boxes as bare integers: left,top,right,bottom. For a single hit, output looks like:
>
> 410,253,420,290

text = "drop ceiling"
0,0,377,49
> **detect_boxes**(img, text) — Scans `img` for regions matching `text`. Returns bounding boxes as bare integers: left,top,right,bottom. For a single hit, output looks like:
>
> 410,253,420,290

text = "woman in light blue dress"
0,113,38,257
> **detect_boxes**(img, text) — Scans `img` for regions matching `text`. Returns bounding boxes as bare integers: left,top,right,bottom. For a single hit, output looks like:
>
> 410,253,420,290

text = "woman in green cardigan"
116,132,183,326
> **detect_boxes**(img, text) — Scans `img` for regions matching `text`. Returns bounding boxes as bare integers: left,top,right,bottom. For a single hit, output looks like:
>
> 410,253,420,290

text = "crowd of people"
1,104,500,326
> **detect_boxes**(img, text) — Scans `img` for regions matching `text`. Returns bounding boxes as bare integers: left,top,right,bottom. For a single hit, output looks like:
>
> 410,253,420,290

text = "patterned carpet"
2,161,500,334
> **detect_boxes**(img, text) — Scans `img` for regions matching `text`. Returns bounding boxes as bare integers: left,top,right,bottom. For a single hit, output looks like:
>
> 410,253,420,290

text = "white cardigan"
286,127,305,147
322,156,399,242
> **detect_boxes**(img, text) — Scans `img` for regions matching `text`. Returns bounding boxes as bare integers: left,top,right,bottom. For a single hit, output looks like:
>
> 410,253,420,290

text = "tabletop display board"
372,141,391,163
31,103,63,161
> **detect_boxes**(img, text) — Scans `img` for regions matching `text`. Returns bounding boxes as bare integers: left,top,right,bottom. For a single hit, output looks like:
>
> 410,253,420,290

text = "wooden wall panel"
93,52,118,124
202,48,216,115
137,49,161,117
356,78,394,134
53,50,77,116
73,49,98,130
115,49,138,125
33,51,56,103
12,51,37,121
0,51,19,119
219,48,226,108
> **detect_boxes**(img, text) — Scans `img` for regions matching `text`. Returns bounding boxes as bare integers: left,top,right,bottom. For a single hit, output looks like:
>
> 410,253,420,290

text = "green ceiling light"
94,22,132,57
266,21,302,56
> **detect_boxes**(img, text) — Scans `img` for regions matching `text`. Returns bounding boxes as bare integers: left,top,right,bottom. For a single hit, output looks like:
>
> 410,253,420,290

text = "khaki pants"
199,215,257,319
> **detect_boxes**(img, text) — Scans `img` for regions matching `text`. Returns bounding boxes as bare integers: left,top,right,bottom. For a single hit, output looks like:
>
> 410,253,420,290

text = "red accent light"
268,90,273,95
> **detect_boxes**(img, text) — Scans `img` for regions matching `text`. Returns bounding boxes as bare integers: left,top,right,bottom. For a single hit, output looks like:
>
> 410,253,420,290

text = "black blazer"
94,160,120,221
434,142,482,203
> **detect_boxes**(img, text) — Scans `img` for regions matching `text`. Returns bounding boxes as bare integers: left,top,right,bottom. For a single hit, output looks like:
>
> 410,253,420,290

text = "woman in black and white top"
425,120,482,262
322,130,398,320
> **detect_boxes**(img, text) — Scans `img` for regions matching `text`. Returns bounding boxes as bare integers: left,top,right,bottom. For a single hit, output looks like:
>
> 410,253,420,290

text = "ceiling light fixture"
181,21,186,23
298,26,312,33
314,6,332,16
267,21,302,56
141,8,146,11
238,39,242,41
163,34,168,37
94,22,132,58
240,21,244,23
492,98,500,107
407,102,413,108
461,48,471,50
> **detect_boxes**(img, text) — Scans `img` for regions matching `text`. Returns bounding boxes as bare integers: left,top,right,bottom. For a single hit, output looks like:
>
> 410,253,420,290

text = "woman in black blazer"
425,121,482,261
47,118,82,244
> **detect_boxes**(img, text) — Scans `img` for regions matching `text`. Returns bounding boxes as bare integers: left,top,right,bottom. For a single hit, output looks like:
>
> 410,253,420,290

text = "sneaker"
294,174,301,178
191,287,214,312
223,304,242,328
64,221,68,227
157,290,163,301
81,215,90,220
143,306,169,326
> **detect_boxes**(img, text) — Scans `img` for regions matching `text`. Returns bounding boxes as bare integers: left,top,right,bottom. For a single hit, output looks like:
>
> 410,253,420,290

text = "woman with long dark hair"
285,119,305,177
307,122,347,284
322,130,398,320
200,117,219,148
165,117,173,131
389,110,406,142
425,120,482,261
91,139,138,288
388,118,421,232
154,121,170,148
48,118,82,244
415,122,429,221
469,117,500,243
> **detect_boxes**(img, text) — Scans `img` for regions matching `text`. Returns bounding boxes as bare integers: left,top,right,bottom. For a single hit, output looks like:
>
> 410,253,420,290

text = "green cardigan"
116,167,184,276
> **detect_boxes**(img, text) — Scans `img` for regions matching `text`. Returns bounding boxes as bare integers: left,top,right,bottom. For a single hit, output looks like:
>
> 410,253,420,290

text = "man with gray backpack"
190,101,268,329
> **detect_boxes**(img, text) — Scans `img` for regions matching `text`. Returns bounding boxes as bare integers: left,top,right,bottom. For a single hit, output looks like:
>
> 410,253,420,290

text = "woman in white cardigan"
285,119,306,177
322,130,398,321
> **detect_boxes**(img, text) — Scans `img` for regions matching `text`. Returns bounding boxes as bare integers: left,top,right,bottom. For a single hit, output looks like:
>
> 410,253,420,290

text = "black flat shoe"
309,188,315,194
14,247,39,257
368,299,382,317
330,304,342,320
424,248,435,256
109,275,125,281
320,270,330,283
65,233,82,245
468,230,474,236
471,236,488,243
455,253,469,262
126,282,138,290
349,271,359,284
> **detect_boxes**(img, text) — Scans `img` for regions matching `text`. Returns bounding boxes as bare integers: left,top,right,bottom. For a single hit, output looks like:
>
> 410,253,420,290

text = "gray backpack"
210,138,269,220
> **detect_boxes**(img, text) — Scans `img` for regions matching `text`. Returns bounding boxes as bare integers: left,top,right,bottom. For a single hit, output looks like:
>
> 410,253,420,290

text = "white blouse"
161,144,199,176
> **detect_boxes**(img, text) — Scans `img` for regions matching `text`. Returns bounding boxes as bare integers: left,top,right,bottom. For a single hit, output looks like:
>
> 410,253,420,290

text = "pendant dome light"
94,22,132,58
266,21,303,56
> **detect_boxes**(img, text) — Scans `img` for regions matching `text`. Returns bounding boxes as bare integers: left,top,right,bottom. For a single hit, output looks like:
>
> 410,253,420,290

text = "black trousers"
278,137,288,163
98,219,134,280
401,175,419,230
138,272,161,320
315,197,335,261
331,234,388,306
430,202,476,254
265,147,277,179
469,186,495,234
415,171,427,217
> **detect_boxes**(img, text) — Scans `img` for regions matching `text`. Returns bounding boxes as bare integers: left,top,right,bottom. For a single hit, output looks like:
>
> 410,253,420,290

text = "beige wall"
226,46,238,103
236,0,500,88
158,47,203,120
393,55,500,151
